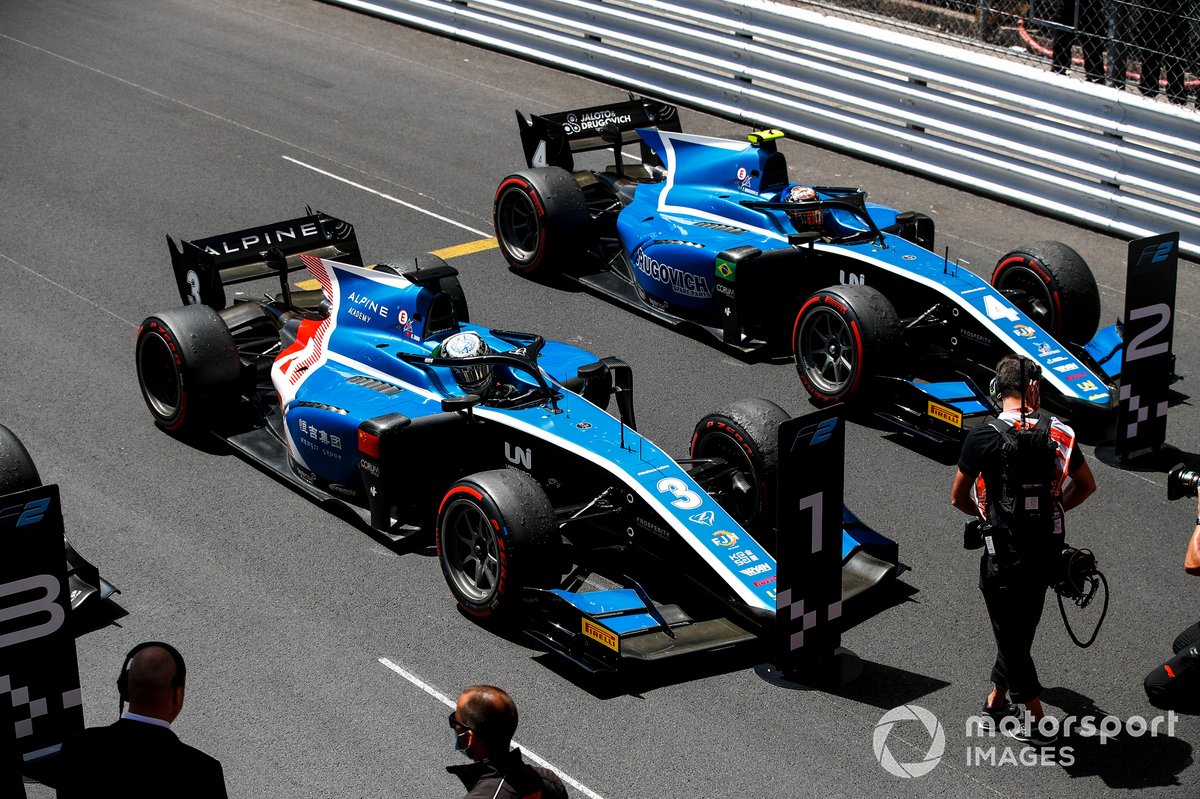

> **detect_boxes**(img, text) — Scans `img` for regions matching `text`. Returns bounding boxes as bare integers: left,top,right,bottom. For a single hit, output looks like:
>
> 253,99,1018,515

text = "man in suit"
54,641,227,797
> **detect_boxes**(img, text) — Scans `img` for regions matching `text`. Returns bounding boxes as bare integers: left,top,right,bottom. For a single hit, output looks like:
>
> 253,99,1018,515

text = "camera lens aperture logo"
873,705,946,778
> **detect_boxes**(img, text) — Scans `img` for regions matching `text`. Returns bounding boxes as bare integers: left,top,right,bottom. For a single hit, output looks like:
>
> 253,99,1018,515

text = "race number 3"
656,476,702,509
0,574,65,649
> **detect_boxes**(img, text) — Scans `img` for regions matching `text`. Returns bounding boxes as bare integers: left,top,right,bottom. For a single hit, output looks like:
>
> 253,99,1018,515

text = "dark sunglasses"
448,712,474,733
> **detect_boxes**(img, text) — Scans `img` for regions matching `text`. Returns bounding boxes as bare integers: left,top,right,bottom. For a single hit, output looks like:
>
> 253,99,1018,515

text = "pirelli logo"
927,401,963,428
582,619,619,653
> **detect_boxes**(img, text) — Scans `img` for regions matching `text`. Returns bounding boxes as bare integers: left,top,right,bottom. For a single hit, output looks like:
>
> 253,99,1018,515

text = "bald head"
456,685,518,757
124,644,186,722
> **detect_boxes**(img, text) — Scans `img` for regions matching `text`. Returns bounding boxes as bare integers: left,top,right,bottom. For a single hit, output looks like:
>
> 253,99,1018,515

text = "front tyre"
135,305,241,434
493,168,589,276
992,241,1100,344
690,398,790,534
793,285,899,404
436,469,559,619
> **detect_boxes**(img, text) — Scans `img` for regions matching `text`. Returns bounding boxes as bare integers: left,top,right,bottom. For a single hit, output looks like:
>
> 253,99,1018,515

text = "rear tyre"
436,469,560,619
690,399,790,534
992,241,1100,344
135,305,241,434
493,168,590,275
0,424,42,494
793,285,899,404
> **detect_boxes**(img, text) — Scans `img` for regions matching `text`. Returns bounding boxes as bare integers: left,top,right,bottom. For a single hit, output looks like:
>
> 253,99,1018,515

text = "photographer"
950,355,1097,746
1144,473,1200,713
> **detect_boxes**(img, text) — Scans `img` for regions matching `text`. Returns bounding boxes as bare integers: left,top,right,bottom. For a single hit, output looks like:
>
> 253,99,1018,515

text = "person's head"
451,685,519,761
118,642,187,723
441,331,495,396
994,354,1041,410
782,184,822,232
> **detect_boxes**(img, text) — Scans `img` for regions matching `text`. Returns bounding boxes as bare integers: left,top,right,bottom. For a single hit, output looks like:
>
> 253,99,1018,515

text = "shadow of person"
1043,686,1193,788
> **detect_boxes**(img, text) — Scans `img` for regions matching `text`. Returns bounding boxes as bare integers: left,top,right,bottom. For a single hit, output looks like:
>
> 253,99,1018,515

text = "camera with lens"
1168,463,1200,501
1053,546,1100,604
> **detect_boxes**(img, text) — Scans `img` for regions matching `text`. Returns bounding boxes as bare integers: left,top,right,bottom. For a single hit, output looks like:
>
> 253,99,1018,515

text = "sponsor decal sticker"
636,517,671,541
741,563,772,576
582,618,619,652
716,259,736,280
1078,380,1099,392
753,575,777,587
634,247,713,299
712,530,739,547
1053,363,1080,373
730,549,759,566
927,402,963,428
689,510,715,526
1012,325,1035,337
1036,343,1060,356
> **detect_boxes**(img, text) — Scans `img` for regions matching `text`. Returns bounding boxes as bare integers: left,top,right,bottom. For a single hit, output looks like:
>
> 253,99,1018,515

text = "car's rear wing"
167,207,363,309
516,95,682,173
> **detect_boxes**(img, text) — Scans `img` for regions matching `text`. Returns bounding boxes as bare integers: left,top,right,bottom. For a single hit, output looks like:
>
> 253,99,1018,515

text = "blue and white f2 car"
134,210,899,671
494,97,1127,442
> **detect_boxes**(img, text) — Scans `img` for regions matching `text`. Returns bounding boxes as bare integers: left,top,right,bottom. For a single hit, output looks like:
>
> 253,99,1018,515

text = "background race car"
493,97,1133,443
134,210,900,671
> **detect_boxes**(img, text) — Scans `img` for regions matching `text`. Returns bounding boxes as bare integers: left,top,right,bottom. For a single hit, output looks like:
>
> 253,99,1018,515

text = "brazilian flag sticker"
716,259,736,281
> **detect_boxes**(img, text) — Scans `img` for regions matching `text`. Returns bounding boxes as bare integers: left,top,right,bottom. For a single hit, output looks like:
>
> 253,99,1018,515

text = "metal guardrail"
325,0,1200,258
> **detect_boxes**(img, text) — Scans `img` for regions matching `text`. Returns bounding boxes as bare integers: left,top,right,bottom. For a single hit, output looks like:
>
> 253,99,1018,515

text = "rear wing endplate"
516,95,681,172
167,206,363,309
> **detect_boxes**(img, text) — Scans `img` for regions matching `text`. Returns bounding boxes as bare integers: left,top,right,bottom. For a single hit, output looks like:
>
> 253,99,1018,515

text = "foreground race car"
493,97,1127,442
0,424,120,615
134,210,899,671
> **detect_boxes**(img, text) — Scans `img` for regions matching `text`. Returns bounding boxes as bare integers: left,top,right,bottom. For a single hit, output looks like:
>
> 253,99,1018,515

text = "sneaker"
1002,718,1060,747
981,700,1018,723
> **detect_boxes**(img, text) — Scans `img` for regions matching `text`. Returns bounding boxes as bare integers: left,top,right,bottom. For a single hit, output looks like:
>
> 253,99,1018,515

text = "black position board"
774,406,846,676
0,485,83,780
1116,232,1179,459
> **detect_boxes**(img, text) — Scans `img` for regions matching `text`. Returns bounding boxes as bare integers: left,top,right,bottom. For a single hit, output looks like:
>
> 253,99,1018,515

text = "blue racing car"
493,97,1127,443
134,210,899,671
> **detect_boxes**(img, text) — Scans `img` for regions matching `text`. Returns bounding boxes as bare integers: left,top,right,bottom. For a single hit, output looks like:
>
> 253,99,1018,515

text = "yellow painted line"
291,239,498,292
431,238,498,259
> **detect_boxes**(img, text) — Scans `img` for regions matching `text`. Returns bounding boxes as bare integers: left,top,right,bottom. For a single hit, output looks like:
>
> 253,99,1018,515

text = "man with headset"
950,355,1097,746
54,641,227,797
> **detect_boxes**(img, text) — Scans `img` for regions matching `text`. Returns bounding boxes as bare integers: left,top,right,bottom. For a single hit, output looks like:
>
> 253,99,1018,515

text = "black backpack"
987,415,1060,538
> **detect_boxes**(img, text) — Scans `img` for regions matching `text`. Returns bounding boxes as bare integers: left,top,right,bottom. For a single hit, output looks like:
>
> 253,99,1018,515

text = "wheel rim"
442,499,501,604
496,189,542,263
694,434,758,524
137,332,182,421
996,264,1055,331
798,306,857,394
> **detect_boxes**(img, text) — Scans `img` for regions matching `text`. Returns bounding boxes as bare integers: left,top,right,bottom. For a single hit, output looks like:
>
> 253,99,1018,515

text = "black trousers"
980,555,1049,704
1145,621,1200,713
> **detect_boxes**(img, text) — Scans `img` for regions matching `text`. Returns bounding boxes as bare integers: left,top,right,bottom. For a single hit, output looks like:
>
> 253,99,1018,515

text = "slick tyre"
793,285,899,404
690,398,790,535
494,168,590,275
992,241,1100,344
436,469,560,619
135,305,241,435
0,424,42,494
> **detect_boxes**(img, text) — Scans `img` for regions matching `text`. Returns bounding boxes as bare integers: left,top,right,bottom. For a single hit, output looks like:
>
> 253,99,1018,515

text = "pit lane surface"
2,1,1198,796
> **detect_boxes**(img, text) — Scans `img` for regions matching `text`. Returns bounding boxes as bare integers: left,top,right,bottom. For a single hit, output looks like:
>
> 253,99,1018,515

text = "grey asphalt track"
3,1,1198,797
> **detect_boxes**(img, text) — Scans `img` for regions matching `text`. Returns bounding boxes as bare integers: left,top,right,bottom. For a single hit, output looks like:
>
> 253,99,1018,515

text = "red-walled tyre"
135,305,240,434
992,241,1100,344
436,469,560,619
793,285,899,405
690,398,790,535
493,167,590,276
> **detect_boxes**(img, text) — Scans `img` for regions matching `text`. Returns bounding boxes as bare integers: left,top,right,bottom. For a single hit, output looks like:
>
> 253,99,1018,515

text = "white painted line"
378,657,608,799
282,156,490,237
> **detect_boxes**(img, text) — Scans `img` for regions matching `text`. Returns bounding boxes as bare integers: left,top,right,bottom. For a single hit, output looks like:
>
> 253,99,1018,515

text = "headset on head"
117,641,186,716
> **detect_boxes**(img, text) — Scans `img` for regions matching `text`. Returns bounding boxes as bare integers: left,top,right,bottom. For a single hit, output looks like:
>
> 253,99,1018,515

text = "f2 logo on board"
1137,241,1175,269
0,498,51,528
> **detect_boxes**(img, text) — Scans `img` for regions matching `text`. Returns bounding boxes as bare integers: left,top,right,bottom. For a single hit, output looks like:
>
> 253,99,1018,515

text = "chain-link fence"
802,0,1198,106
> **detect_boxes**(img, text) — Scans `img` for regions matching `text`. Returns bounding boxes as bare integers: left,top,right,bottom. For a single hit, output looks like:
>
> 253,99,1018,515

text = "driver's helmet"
441,331,494,395
782,184,822,232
